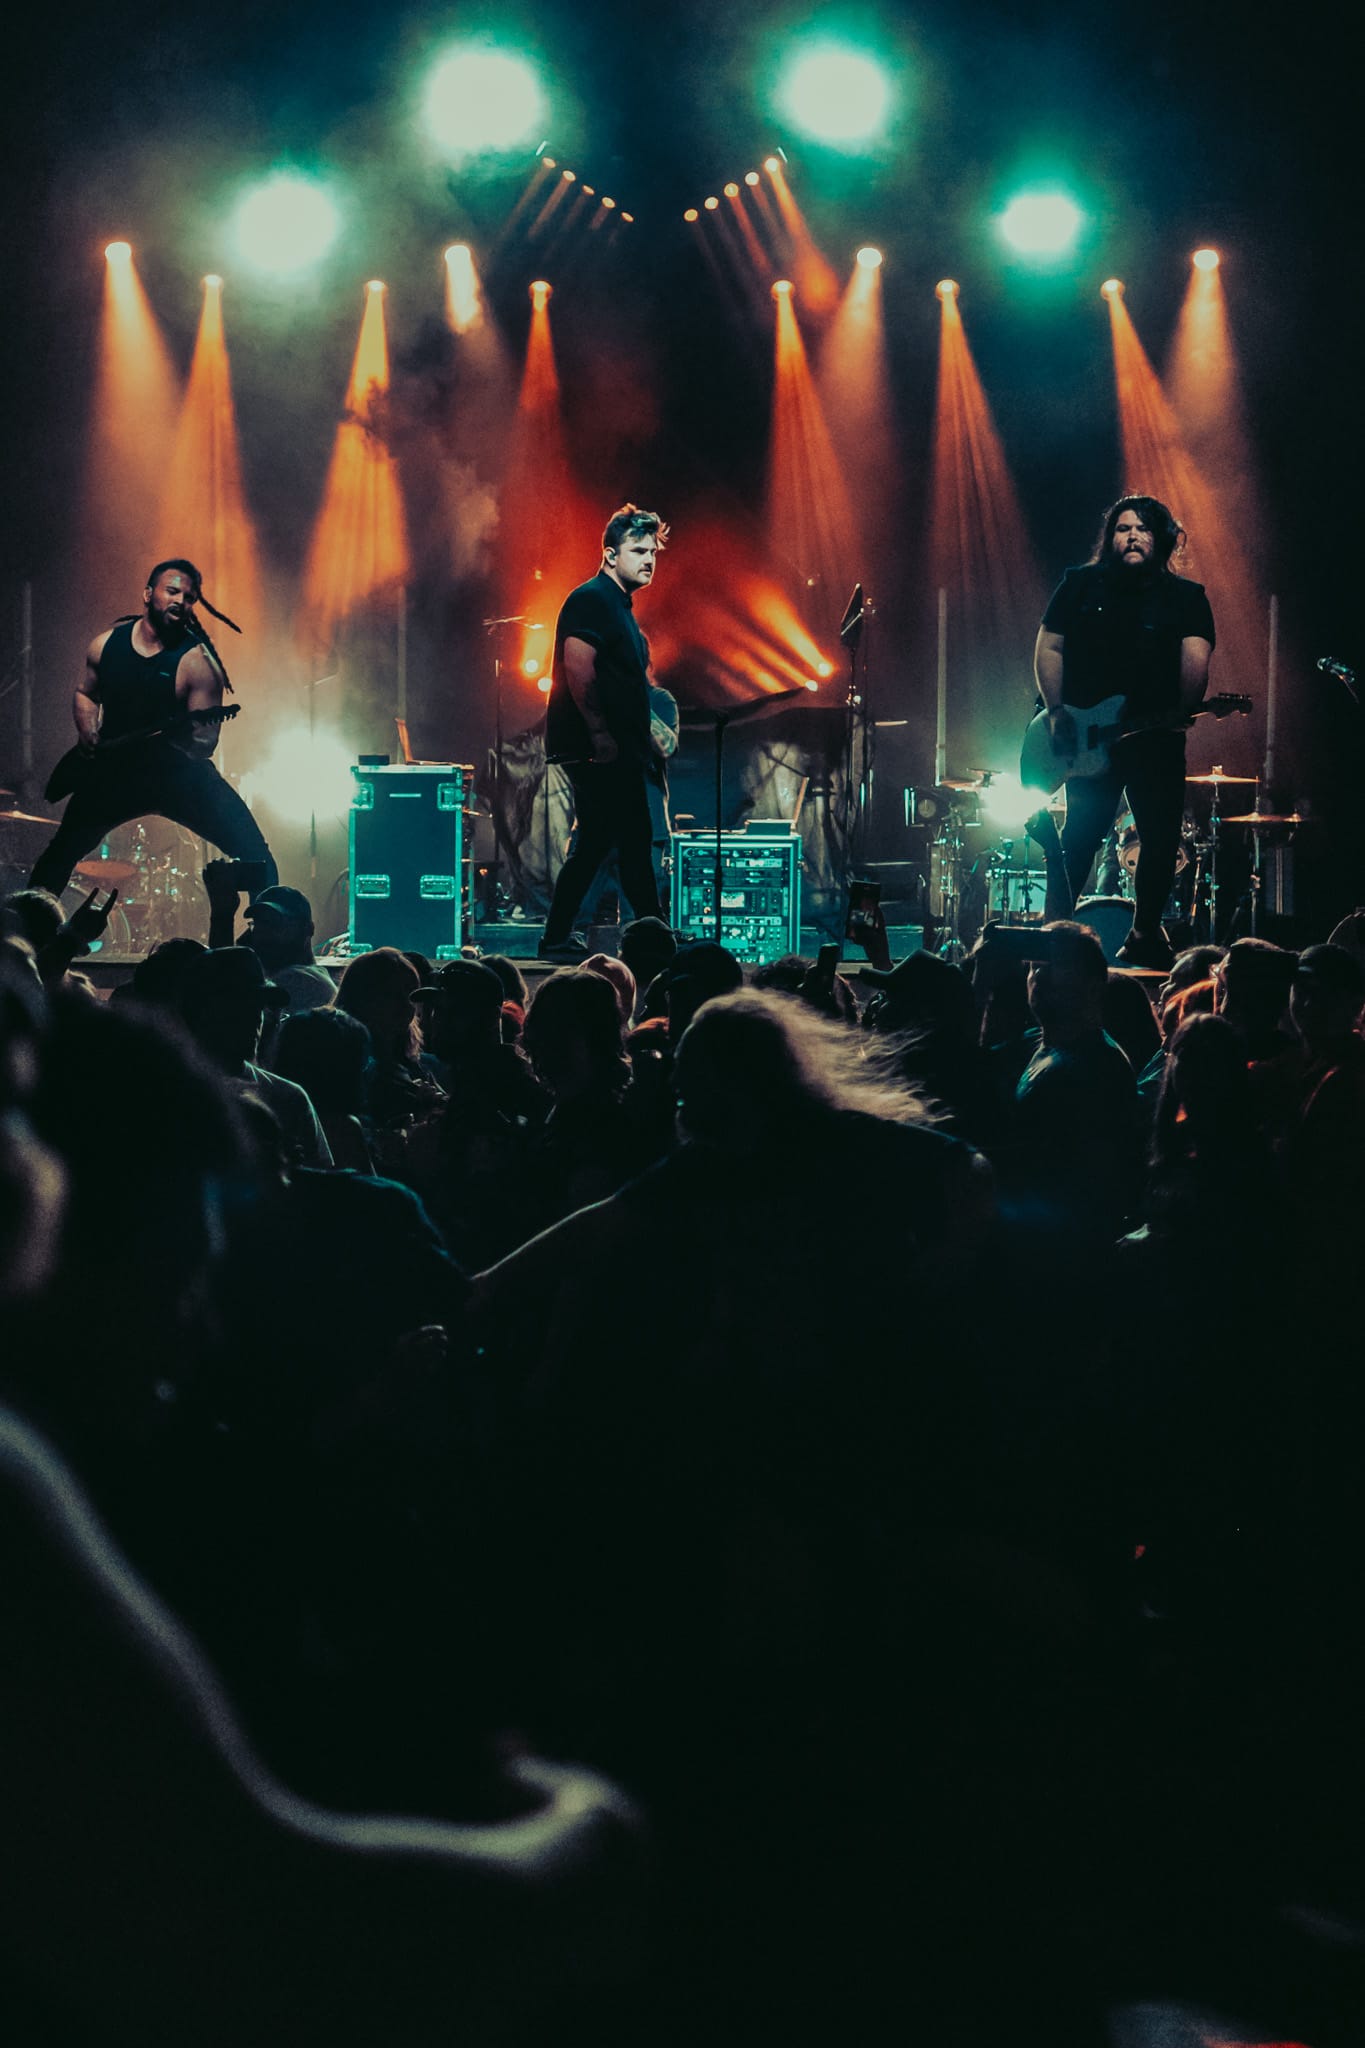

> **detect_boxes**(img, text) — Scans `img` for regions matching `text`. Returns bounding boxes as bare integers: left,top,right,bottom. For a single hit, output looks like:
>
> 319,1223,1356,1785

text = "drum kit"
63,819,204,953
908,758,1301,957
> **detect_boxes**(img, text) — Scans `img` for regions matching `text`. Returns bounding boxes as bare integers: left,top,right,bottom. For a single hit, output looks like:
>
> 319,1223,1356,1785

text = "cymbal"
0,808,52,826
1185,770,1258,786
939,777,982,792
1224,810,1304,826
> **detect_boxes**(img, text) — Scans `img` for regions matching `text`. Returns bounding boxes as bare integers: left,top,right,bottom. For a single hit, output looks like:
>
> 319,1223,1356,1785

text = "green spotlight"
423,43,545,156
232,173,339,277
998,191,1083,258
776,42,892,147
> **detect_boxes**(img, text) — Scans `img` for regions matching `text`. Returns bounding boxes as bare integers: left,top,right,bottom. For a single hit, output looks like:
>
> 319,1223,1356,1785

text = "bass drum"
1073,895,1134,965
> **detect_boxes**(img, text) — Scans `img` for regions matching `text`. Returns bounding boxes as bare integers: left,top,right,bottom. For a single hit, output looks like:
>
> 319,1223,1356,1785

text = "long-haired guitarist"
1033,496,1214,971
30,559,277,898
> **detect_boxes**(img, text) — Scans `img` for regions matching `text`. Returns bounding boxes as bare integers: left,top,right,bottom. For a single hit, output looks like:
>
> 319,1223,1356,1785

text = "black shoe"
537,934,591,963
1116,926,1174,971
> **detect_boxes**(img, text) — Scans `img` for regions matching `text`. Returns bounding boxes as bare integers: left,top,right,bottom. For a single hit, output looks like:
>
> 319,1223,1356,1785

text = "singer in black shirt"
31,559,276,897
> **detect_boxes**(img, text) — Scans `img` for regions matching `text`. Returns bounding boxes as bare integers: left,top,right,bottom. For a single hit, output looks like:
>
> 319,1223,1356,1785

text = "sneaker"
537,934,591,963
1116,926,1174,971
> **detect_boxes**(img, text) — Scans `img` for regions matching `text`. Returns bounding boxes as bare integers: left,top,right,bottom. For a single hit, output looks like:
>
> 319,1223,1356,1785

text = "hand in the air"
64,885,117,951
202,858,242,905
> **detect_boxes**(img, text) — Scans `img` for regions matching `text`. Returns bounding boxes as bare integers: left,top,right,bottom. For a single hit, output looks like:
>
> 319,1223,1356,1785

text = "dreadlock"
120,557,241,694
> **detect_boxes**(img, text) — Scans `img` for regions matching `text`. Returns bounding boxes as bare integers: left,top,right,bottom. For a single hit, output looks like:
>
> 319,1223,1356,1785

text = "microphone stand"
839,581,872,938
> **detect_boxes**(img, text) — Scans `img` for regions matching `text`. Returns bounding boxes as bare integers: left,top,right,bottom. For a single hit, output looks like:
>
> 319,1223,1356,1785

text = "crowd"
3,870,1365,2045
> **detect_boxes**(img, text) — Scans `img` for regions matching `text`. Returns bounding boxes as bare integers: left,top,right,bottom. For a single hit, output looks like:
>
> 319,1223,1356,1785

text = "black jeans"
31,741,277,897
1060,729,1185,934
543,756,663,944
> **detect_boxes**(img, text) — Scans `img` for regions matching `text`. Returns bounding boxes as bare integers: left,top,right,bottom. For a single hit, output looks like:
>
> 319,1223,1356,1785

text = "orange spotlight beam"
764,161,839,316
928,287,1041,766
157,276,264,664
767,291,860,617
1108,286,1264,750
80,246,183,593
300,285,410,662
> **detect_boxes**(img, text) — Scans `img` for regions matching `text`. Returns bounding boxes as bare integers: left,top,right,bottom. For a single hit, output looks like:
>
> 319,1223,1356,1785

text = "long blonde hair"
675,989,936,1145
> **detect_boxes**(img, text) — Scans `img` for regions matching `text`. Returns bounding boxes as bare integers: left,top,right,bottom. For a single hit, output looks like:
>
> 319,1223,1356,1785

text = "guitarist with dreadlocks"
31,558,277,897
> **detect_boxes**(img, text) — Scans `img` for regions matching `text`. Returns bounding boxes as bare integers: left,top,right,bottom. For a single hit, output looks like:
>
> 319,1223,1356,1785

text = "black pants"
1060,730,1185,934
543,757,663,944
31,742,277,898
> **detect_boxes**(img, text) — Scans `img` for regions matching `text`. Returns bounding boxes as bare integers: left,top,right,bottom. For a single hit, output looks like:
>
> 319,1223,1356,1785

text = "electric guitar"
45,705,239,802
1019,692,1252,799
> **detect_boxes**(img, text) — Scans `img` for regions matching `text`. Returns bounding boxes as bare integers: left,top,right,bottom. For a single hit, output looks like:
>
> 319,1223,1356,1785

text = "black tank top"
96,619,195,743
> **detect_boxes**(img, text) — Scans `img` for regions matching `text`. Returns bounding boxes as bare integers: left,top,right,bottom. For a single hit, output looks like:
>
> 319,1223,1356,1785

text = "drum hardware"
1223,810,1301,937
926,784,985,963
1184,766,1258,943
985,841,1046,924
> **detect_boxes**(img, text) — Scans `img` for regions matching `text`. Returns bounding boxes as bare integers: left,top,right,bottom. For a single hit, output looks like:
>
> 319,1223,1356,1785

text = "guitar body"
44,706,239,803
1019,691,1253,801
1019,693,1130,796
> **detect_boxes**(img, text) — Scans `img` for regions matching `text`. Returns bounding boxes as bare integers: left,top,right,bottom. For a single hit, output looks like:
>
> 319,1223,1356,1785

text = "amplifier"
670,824,801,964
349,763,475,959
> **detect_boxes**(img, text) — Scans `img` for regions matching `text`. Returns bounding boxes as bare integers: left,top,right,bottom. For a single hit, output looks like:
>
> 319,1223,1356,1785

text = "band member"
31,559,277,899
570,675,679,931
539,506,669,962
1033,496,1214,970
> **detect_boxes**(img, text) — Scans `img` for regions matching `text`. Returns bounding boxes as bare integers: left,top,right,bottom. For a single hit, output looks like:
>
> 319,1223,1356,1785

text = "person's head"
860,950,974,1043
1163,976,1217,1037
619,916,677,1000
478,955,529,1042
242,886,316,969
1290,943,1365,1048
129,937,210,1021
272,1006,372,1117
182,947,286,1068
1,888,65,953
1091,496,1184,577
1215,937,1296,1033
601,504,668,595
1027,920,1109,1041
335,947,423,1062
523,968,628,1099
581,952,638,1029
674,989,930,1152
1151,1012,1255,1171
143,558,202,642
414,958,505,1063
1158,943,1225,1022
30,990,251,1340
656,940,745,1042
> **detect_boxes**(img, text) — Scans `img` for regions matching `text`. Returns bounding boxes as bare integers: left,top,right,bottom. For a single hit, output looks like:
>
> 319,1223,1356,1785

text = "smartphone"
980,922,1051,967
815,941,840,981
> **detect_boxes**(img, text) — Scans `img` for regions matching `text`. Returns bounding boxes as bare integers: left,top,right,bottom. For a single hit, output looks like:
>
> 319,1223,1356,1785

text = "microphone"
839,582,866,649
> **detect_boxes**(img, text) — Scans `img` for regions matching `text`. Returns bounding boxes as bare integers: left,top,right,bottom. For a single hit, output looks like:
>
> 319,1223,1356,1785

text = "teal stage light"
998,191,1083,258
423,44,545,156
776,43,892,147
232,173,340,277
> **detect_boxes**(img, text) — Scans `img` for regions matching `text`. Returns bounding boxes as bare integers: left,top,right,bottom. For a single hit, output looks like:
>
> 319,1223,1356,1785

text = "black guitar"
45,705,239,803
1019,691,1253,799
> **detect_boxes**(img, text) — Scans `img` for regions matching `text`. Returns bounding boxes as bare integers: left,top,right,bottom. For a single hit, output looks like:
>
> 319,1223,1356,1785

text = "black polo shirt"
1042,564,1216,720
545,570,652,765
